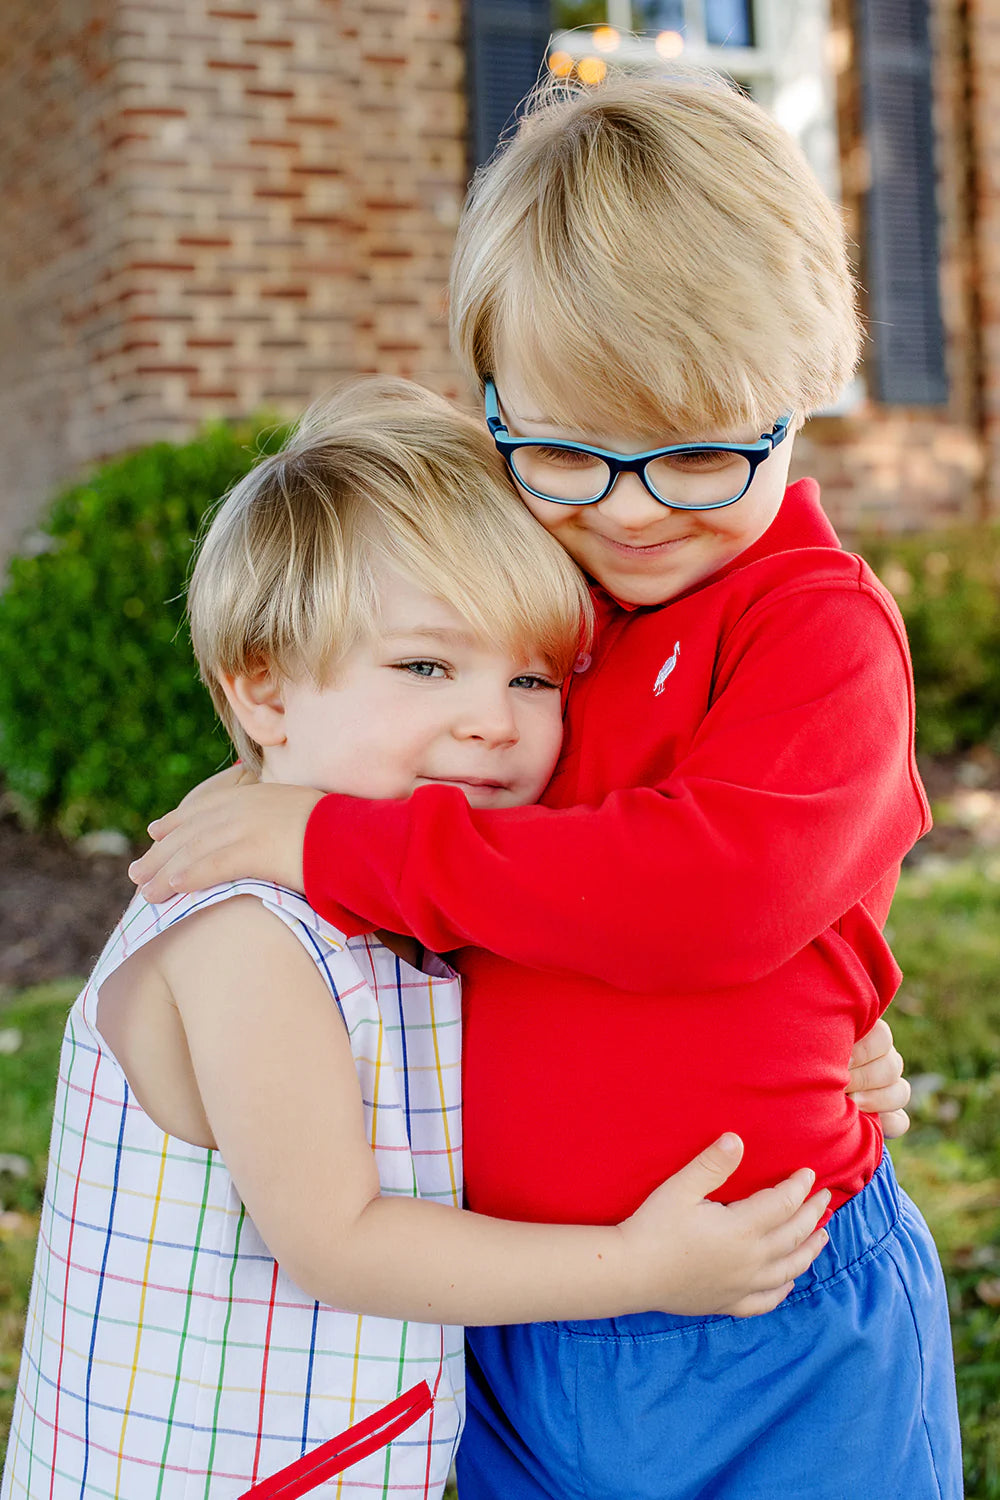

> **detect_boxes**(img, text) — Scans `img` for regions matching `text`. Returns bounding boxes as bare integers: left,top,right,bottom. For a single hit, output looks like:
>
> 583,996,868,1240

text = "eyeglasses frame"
484,377,791,512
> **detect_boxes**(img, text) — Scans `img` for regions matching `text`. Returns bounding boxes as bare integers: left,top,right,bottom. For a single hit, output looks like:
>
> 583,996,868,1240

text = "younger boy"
129,73,960,1497
1,379,830,1500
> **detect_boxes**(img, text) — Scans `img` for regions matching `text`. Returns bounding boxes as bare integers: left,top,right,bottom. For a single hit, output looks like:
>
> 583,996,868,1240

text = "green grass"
0,980,75,1463
886,856,1000,1499
1,864,999,1493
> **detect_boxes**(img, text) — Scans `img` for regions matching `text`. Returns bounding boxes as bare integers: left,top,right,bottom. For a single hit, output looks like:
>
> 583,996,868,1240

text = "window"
549,0,841,203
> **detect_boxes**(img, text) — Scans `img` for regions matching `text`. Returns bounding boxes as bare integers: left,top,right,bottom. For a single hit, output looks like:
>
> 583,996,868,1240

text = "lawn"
2,857,999,1494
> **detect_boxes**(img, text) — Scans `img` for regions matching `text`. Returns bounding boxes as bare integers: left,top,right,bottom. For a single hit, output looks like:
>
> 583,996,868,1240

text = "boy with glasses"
131,70,959,1498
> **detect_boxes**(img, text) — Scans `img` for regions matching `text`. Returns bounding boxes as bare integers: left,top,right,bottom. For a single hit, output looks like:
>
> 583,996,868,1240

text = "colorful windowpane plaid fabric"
1,882,464,1499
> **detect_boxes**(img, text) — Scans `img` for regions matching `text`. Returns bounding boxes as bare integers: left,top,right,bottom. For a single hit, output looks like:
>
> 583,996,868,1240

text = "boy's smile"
251,565,566,810
492,353,797,607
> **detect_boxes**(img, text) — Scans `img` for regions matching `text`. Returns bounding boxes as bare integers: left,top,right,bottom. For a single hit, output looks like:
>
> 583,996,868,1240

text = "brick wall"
0,0,122,561
0,0,468,561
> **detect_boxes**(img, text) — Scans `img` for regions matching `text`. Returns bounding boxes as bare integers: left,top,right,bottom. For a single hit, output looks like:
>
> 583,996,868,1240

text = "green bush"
0,420,286,840
860,527,1000,756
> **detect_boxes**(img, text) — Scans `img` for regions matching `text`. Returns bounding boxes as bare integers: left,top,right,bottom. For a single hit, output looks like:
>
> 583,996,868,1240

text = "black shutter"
855,0,948,404
466,0,554,169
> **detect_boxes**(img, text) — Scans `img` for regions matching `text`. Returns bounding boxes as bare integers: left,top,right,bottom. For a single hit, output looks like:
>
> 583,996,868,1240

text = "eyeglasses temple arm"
483,378,505,435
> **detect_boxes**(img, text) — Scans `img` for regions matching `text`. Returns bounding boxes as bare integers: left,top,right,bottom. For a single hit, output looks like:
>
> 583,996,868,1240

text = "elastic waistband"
553,1150,900,1340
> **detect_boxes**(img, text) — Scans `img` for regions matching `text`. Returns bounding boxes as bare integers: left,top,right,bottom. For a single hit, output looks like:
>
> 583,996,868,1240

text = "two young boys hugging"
6,66,960,1500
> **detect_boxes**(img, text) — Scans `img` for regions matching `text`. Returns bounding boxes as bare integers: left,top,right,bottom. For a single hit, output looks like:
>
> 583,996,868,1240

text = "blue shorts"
457,1153,962,1499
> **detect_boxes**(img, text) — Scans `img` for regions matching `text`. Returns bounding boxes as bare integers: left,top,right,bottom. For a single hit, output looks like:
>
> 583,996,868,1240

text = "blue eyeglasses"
484,378,790,511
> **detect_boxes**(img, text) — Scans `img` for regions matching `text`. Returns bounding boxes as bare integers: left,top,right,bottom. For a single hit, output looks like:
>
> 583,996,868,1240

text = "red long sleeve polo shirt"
304,480,930,1224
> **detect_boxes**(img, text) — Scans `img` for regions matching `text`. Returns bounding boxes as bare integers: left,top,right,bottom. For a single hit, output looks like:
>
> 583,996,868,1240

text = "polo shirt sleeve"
303,577,930,992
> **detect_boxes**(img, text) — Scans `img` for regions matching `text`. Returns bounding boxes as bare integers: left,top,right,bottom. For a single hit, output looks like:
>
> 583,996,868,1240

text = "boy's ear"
218,667,287,747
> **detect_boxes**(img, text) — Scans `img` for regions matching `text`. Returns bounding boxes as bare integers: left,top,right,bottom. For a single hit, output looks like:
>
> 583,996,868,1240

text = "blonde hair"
188,377,592,770
450,68,863,436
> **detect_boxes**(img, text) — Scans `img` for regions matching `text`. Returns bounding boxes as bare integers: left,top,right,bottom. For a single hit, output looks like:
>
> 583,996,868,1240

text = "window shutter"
855,0,948,405
466,0,554,169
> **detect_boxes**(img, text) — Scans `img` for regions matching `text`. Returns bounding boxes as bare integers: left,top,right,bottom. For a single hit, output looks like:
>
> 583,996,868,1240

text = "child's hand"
847,1017,911,1139
128,777,323,903
621,1134,829,1319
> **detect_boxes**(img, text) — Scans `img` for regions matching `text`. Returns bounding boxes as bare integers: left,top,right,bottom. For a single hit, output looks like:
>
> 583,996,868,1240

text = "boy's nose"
454,690,519,747
596,470,669,530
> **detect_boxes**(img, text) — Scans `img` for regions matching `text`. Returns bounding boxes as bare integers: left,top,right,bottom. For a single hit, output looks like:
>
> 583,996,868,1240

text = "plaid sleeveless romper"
2,881,464,1499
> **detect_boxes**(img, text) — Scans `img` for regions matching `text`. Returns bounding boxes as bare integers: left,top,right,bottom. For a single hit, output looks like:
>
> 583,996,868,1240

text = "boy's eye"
663,447,738,472
509,673,561,691
532,445,604,469
395,660,449,679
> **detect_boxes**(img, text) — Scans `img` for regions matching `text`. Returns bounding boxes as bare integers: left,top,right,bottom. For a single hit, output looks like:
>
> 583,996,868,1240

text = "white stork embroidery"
654,641,681,695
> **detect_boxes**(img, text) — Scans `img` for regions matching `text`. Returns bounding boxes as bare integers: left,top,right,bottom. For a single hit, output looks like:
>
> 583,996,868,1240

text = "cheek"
514,485,572,540
533,706,568,781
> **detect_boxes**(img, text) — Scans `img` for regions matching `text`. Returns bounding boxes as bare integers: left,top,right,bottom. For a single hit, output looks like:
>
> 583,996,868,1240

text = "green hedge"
0,421,286,840
860,528,1000,757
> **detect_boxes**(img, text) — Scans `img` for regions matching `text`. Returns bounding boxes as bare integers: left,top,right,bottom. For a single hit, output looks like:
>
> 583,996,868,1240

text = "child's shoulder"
707,543,903,639
121,879,350,962
92,881,355,1025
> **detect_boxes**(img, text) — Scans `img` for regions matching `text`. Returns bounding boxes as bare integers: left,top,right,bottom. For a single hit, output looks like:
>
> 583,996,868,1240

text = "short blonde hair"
450,68,863,436
188,377,592,770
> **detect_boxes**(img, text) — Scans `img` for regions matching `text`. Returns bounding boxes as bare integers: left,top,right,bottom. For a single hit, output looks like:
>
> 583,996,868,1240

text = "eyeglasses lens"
510,445,610,503
511,444,752,507
644,451,753,508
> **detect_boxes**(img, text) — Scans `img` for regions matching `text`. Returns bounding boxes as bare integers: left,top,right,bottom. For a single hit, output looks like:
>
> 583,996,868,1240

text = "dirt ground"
0,750,997,991
0,810,136,989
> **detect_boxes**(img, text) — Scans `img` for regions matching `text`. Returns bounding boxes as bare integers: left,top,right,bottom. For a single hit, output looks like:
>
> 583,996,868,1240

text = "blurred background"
1,0,999,1493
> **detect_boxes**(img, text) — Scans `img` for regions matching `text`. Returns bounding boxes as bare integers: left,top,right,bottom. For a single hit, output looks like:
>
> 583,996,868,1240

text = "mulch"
0,811,136,990
0,751,997,992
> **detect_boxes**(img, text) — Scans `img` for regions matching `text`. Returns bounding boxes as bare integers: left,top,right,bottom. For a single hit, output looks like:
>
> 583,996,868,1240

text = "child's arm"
157,896,828,1324
133,583,928,994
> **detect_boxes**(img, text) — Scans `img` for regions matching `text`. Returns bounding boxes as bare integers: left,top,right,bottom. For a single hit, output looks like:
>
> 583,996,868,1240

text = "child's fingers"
848,1015,893,1069
727,1225,831,1318
145,767,252,842
848,1076,911,1114
130,823,232,901
727,1282,796,1319
846,1049,904,1099
667,1134,745,1199
762,1225,829,1291
145,807,185,841
129,825,192,887
732,1167,817,1232
877,1107,912,1141
765,1187,832,1256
